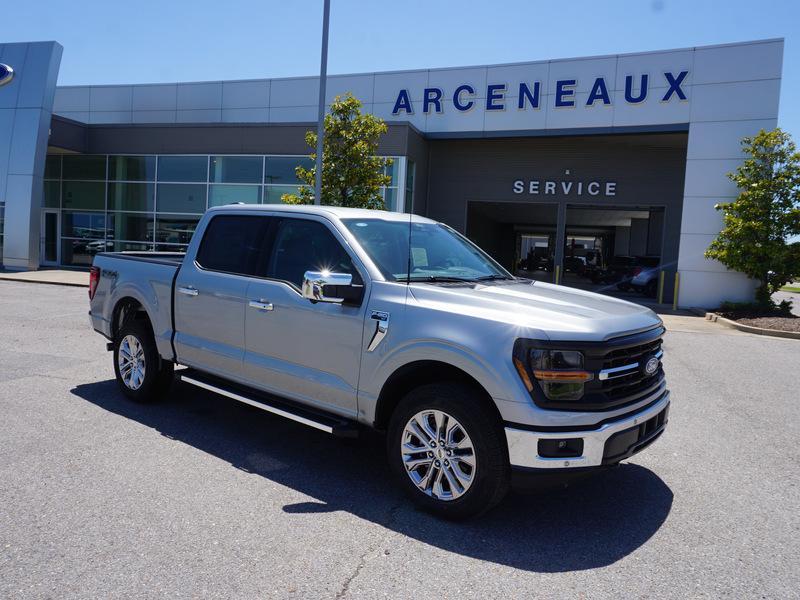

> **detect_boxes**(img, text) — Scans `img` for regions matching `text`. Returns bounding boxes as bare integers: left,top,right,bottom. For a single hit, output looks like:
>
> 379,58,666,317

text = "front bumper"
505,392,670,469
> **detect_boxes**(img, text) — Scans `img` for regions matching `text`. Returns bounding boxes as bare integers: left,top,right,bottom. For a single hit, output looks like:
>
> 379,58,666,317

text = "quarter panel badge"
367,311,390,352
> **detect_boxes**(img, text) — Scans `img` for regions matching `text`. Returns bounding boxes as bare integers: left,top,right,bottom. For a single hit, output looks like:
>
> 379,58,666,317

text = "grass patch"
780,286,800,293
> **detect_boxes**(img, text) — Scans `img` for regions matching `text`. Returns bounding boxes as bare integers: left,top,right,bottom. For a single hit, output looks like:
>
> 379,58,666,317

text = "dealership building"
0,38,784,307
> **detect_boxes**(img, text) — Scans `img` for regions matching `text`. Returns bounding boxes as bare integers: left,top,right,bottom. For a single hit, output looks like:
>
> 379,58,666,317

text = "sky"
4,0,799,141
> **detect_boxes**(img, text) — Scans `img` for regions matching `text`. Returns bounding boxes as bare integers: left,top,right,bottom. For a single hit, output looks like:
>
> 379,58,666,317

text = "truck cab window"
195,215,269,276
267,218,354,288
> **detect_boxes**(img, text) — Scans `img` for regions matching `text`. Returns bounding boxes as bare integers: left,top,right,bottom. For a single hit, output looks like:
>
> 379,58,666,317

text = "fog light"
538,438,584,458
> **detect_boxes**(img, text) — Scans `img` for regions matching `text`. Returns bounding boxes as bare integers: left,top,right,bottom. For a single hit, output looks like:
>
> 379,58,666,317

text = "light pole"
314,0,331,205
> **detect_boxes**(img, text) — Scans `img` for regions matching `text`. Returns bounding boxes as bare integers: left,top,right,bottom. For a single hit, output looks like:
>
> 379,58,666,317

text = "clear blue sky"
4,0,799,140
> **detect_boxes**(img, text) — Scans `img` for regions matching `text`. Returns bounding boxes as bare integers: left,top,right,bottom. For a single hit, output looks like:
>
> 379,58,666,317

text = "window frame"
341,218,512,282
262,215,366,293
194,214,273,278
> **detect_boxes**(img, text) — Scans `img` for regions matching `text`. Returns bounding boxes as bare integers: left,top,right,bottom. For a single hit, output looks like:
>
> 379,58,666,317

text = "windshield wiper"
408,274,514,283
407,275,477,283
475,274,513,281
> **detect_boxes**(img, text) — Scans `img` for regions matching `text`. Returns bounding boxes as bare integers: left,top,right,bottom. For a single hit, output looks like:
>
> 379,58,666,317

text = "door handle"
177,286,198,297
248,299,274,312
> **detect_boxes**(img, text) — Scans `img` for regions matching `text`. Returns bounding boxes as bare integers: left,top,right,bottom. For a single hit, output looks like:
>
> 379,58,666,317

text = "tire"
645,279,658,298
617,283,630,292
113,319,173,403
387,383,510,520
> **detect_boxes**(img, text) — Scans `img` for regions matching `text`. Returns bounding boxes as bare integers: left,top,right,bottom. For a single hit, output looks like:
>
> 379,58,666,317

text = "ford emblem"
644,356,659,376
0,63,14,87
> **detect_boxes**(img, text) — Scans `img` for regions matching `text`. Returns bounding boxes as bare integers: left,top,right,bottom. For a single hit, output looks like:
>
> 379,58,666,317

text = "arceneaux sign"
392,71,688,115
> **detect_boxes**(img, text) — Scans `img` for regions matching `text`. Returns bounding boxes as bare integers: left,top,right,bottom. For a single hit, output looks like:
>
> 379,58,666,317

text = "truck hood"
407,280,662,342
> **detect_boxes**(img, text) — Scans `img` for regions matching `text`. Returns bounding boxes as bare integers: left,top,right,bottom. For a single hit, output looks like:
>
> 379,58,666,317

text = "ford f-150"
89,204,670,519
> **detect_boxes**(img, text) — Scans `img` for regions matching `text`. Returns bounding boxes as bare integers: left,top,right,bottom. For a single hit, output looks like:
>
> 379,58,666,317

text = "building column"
0,42,62,270
553,203,566,284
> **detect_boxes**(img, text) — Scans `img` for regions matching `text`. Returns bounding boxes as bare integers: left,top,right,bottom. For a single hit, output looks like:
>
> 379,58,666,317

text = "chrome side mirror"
301,271,353,303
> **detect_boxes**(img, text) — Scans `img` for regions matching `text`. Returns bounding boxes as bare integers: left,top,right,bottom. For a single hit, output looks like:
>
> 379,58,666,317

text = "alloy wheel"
118,334,146,390
400,409,476,501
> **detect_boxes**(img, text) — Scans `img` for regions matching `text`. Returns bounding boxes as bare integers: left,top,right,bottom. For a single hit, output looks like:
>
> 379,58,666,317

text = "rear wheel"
387,383,510,519
113,319,173,402
645,279,658,298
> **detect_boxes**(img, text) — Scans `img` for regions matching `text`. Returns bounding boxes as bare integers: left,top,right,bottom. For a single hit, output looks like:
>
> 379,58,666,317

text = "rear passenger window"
267,218,354,288
196,215,269,276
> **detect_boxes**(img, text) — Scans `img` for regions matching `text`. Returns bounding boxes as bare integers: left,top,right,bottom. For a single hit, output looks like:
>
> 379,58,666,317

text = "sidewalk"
0,269,88,287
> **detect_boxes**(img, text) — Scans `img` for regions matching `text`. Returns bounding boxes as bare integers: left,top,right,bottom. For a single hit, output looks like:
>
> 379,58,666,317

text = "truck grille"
526,326,666,412
599,337,663,402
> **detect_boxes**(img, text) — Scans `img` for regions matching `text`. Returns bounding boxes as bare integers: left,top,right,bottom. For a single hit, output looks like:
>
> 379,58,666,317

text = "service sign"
513,178,617,198
0,63,14,87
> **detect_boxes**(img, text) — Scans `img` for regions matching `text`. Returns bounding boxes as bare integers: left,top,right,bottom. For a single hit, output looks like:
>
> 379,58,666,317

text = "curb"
0,275,88,288
704,312,800,340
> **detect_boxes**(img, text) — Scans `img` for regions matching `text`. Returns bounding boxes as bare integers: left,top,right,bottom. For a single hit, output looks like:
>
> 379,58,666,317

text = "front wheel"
387,383,510,520
113,320,173,402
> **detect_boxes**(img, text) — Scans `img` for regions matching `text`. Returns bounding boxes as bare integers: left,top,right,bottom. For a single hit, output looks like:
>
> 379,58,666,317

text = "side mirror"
302,271,355,304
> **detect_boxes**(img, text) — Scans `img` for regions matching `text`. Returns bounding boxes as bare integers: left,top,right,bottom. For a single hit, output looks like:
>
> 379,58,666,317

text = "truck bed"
96,251,185,266
90,251,185,360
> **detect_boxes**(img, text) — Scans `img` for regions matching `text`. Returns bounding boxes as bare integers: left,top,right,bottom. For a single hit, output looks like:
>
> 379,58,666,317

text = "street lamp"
314,0,331,205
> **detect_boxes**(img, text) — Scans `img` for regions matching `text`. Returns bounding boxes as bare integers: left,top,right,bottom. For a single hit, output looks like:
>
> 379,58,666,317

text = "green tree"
705,128,800,305
282,93,392,209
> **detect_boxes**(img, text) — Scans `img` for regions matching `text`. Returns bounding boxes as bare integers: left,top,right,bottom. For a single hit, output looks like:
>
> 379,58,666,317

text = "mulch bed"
718,310,800,333
729,316,800,333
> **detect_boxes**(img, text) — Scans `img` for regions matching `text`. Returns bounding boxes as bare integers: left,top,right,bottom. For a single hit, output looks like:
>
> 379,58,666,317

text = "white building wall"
52,40,783,137
678,40,782,307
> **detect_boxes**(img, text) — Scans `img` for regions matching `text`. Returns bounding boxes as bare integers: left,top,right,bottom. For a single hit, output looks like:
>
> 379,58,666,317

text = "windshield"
342,218,512,282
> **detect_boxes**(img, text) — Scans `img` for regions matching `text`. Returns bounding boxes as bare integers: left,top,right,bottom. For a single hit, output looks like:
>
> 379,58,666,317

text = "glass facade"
43,153,404,266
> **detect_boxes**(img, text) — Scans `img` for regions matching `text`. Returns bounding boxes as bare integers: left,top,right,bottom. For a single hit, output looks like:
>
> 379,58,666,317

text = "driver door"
242,216,368,418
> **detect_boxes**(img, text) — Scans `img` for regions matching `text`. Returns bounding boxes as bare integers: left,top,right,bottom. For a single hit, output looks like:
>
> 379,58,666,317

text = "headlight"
513,345,593,402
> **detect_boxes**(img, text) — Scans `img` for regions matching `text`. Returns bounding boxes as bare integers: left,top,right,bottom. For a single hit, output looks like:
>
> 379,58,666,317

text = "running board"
179,371,359,438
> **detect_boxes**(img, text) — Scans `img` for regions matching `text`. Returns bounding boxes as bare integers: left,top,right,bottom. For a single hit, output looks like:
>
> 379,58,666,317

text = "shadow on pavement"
71,377,673,573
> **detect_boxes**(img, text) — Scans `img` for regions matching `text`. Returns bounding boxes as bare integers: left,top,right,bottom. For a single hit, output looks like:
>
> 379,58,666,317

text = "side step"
179,370,359,438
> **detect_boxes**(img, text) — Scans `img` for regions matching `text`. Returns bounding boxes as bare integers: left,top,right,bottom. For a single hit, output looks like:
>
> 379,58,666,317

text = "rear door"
242,216,368,418
173,214,270,378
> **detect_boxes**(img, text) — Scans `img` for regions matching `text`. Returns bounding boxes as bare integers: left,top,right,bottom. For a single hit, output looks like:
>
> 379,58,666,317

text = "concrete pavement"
0,280,797,598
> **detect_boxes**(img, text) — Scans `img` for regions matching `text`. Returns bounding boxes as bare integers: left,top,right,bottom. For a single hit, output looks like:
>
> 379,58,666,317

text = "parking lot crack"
334,548,370,600
334,502,403,599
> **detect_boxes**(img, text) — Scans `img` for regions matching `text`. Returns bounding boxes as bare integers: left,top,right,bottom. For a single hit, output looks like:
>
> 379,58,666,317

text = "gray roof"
206,203,436,223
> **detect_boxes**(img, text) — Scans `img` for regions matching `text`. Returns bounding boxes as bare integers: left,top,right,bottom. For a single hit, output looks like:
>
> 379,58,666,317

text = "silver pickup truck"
89,204,670,519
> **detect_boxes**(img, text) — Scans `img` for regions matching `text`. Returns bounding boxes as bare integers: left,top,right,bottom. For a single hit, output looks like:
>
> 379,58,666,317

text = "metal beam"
314,0,331,205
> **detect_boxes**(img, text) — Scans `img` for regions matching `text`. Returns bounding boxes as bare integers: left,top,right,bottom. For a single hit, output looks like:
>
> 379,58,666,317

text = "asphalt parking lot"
1,281,798,598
